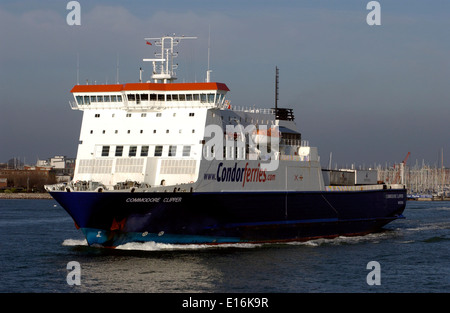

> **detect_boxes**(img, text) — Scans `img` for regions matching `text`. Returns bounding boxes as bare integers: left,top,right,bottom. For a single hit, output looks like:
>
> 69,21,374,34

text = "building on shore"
36,155,75,183
0,178,7,189
0,155,75,192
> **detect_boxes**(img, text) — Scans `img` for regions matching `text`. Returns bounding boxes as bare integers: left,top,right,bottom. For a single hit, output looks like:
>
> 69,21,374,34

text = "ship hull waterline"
50,189,406,248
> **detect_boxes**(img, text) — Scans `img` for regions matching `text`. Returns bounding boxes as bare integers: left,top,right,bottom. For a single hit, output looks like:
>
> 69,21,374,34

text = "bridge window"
76,96,83,105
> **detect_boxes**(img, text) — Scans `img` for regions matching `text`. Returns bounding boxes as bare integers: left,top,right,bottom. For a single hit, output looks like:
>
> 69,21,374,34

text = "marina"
377,155,449,201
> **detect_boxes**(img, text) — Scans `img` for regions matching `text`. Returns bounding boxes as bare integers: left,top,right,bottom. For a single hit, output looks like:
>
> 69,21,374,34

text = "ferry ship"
46,35,406,247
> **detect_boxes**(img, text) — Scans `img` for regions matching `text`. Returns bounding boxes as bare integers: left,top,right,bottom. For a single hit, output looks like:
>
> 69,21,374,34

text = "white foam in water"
61,232,403,250
60,238,261,250
287,232,392,247
61,235,392,250
116,241,262,251
406,223,449,232
62,238,88,246
287,238,332,247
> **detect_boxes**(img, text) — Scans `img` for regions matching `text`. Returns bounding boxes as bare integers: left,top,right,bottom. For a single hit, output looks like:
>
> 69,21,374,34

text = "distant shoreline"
0,193,53,200
0,191,448,201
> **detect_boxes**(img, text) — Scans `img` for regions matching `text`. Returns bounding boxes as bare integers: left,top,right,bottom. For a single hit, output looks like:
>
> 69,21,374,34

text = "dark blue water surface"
0,199,448,293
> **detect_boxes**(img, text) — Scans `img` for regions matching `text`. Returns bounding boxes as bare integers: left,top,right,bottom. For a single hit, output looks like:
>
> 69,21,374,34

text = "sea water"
0,199,448,293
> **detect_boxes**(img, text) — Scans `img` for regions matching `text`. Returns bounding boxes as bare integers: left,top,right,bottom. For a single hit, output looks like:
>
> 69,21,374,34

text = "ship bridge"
69,82,230,111
70,34,230,112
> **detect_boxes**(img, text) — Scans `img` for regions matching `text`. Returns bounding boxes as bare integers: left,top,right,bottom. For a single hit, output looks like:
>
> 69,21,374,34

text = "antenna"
143,34,197,83
76,52,79,85
116,53,119,84
275,66,279,116
206,25,212,82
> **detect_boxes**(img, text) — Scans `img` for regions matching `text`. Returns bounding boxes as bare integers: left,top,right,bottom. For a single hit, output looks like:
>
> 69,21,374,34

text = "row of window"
89,129,196,135
99,144,263,160
92,111,273,126
75,93,224,105
100,145,192,158
76,95,123,105
94,112,195,118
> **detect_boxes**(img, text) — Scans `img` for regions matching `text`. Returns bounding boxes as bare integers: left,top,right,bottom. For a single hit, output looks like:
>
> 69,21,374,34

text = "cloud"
0,2,449,166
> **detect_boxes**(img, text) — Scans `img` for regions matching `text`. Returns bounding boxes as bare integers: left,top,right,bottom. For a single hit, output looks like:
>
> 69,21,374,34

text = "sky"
0,0,449,168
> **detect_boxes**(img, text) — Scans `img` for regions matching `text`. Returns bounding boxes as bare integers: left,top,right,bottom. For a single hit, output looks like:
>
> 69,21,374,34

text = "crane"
394,152,410,184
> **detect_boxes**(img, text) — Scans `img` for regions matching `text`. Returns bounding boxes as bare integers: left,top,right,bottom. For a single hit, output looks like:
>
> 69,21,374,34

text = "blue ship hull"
50,189,406,247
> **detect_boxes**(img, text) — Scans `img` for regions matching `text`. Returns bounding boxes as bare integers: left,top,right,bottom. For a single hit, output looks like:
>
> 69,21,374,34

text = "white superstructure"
68,35,323,192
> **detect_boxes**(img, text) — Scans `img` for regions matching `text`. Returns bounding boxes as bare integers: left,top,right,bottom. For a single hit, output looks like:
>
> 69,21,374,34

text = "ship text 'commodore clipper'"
46,35,406,248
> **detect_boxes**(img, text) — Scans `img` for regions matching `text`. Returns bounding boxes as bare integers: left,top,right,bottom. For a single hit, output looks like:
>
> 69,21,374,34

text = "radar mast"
143,34,197,83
